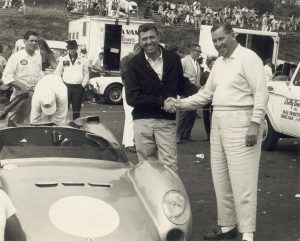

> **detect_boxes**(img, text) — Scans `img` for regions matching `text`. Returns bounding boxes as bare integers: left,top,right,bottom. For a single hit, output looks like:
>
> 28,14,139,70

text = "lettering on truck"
281,98,300,122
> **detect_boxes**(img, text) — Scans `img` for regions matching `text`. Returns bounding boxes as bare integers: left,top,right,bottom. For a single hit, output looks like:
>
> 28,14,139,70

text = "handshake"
162,97,181,113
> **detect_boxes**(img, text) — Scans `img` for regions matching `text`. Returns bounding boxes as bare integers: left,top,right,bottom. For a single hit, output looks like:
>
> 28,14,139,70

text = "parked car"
0,115,192,241
262,62,300,151
89,73,123,105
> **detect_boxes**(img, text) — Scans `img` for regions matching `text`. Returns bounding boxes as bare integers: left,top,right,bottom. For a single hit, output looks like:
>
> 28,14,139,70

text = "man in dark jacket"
124,23,197,172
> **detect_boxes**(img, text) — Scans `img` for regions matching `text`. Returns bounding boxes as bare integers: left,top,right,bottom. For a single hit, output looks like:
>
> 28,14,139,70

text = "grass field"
0,6,299,63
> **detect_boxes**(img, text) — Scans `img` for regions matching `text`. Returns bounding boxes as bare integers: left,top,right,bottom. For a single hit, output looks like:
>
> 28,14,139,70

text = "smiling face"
139,29,160,58
211,26,237,58
24,35,39,54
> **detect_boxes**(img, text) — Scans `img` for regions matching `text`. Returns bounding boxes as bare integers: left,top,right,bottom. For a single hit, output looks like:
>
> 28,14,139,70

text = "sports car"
0,116,192,241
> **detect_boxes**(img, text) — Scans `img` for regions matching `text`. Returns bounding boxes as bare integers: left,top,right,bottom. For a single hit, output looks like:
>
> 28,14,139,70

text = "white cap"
41,91,56,116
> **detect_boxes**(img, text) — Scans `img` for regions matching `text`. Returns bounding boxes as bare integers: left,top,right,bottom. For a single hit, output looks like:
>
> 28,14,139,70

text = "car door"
279,64,300,137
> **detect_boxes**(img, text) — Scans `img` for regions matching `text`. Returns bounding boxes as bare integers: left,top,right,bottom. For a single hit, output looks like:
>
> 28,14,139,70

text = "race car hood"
0,158,160,241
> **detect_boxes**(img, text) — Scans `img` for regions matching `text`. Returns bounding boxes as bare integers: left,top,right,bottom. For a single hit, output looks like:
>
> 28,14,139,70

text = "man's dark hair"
24,31,39,40
138,23,159,36
190,43,201,50
211,22,234,34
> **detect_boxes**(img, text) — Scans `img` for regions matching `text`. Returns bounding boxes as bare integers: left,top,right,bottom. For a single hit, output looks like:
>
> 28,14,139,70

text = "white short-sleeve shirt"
0,189,16,241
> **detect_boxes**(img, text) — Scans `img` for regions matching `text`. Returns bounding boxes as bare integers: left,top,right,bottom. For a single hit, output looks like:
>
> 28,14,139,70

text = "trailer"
199,25,280,66
68,16,152,104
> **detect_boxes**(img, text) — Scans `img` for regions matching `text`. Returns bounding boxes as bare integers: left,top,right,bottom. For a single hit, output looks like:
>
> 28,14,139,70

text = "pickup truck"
262,61,300,150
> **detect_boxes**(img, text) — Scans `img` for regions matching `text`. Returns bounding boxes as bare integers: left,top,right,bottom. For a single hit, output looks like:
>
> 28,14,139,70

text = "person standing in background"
199,55,217,141
120,43,141,153
2,31,42,126
55,40,89,120
177,43,202,144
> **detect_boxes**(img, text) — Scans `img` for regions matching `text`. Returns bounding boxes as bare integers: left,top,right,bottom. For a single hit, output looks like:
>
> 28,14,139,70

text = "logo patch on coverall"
20,59,28,65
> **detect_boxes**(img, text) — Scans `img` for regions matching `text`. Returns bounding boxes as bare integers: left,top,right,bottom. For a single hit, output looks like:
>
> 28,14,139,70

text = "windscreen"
0,127,127,163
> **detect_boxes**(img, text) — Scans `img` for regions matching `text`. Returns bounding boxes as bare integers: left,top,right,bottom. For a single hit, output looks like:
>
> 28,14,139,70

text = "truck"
68,16,153,104
262,61,300,150
199,25,280,66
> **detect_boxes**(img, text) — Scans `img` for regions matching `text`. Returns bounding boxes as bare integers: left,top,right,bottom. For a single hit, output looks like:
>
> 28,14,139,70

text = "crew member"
55,40,89,120
30,74,68,126
2,30,43,126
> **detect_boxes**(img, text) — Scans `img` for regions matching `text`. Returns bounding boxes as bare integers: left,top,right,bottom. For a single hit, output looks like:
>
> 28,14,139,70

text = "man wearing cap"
55,40,89,120
2,30,43,126
30,74,68,126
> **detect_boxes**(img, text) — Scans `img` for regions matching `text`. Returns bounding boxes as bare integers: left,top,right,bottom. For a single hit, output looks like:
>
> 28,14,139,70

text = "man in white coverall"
30,74,68,126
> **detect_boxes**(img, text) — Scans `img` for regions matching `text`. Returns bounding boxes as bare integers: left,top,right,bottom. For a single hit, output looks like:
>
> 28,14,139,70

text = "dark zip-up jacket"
125,46,198,120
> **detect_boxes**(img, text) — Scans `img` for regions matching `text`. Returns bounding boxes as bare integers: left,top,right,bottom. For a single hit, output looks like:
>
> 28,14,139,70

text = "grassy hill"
0,5,299,63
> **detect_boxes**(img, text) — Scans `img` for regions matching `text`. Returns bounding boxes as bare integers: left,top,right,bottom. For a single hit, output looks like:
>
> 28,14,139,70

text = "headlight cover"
163,190,189,225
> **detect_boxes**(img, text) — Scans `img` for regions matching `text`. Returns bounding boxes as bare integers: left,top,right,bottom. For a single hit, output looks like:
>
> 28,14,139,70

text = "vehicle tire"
104,84,123,105
261,116,279,151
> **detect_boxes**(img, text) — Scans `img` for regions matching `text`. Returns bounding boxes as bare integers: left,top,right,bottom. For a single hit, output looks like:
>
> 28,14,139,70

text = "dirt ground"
94,103,300,241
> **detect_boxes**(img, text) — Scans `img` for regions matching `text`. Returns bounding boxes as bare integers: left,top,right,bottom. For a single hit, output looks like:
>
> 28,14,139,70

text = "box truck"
68,16,152,104
199,25,280,66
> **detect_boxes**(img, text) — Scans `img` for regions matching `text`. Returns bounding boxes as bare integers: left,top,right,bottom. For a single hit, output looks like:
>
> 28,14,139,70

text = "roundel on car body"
49,196,120,238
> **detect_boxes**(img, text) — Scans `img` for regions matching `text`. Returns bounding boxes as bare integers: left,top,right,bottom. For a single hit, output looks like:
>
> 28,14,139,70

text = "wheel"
104,84,123,105
261,116,279,151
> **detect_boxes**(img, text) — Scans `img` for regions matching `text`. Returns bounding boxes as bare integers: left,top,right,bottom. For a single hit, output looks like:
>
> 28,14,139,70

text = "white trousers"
122,88,134,147
133,118,177,171
210,108,262,233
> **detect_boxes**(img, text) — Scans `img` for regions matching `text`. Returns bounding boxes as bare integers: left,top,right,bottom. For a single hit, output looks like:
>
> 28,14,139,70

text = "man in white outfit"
2,31,43,126
164,22,268,241
120,43,141,152
0,189,26,241
30,74,68,126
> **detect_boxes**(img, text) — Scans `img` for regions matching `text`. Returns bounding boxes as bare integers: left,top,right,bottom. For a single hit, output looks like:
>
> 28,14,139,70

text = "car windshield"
0,127,127,163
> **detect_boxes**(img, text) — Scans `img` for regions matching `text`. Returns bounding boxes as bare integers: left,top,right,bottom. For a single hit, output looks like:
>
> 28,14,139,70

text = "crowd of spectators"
65,0,137,17
146,0,300,33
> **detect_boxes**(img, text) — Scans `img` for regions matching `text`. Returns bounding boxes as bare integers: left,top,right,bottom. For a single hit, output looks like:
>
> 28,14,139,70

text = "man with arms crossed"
165,22,268,241
2,31,43,126
124,23,197,172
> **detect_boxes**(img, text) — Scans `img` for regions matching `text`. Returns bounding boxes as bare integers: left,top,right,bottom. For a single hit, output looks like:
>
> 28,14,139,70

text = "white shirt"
264,64,273,81
188,55,198,74
55,54,89,86
0,190,16,241
181,44,268,124
2,49,43,91
144,50,163,80
30,74,68,126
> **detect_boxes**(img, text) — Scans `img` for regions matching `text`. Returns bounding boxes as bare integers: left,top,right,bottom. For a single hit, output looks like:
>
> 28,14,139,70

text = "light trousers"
133,119,177,171
122,88,134,147
210,108,262,233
